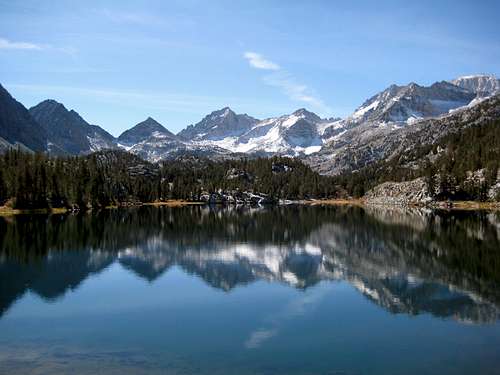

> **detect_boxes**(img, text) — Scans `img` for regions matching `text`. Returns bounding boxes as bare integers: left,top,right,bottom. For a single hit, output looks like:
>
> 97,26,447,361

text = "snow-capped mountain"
451,74,500,97
303,77,500,175
345,81,475,126
307,89,500,175
183,77,488,162
234,108,330,155
192,108,341,156
116,117,235,163
116,117,187,162
117,117,178,146
29,99,116,155
178,107,258,141
2,74,499,169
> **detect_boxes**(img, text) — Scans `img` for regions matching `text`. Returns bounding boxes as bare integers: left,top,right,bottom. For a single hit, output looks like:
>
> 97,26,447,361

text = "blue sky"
1,0,499,136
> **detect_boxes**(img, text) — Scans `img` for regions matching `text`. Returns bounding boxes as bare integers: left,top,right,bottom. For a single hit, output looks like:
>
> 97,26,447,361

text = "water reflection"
1,205,500,323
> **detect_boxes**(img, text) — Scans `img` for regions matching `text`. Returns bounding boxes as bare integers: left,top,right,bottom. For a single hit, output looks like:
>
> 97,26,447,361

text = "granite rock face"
488,170,500,201
451,75,500,97
178,107,258,142
307,94,500,175
363,178,433,206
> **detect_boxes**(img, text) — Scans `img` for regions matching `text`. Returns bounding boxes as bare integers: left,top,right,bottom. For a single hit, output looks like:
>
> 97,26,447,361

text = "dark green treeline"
0,149,340,209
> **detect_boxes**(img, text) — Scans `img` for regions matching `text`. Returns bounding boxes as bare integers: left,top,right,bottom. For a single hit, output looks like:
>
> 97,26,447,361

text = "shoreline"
0,200,204,216
1,199,499,216
308,199,500,211
305,199,365,206
436,200,500,211
142,200,205,207
0,207,69,216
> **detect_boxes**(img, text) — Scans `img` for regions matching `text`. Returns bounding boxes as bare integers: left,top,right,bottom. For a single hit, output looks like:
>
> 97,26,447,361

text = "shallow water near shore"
1,205,500,374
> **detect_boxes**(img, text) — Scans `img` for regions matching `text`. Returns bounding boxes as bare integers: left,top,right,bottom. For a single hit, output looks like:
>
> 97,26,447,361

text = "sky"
1,0,499,136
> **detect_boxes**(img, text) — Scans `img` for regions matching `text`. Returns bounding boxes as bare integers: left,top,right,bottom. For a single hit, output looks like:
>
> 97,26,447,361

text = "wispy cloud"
0,37,77,56
6,83,230,109
5,83,289,116
0,37,43,50
263,73,331,114
95,8,195,30
243,51,331,115
97,8,164,26
244,51,280,71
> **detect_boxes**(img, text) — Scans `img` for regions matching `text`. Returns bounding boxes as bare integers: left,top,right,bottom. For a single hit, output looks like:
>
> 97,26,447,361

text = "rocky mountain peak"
349,79,476,125
32,99,68,117
177,107,258,142
139,116,166,130
30,100,81,126
39,98,65,107
292,108,322,122
451,74,500,97
207,107,236,120
0,84,47,152
29,98,116,155
117,117,176,146
406,82,420,90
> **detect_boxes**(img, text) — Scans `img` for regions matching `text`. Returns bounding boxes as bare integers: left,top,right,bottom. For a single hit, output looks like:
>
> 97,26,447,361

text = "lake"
1,205,500,375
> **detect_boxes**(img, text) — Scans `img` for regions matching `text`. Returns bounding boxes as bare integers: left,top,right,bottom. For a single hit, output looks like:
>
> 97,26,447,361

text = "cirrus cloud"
243,51,331,115
243,51,280,71
0,37,43,50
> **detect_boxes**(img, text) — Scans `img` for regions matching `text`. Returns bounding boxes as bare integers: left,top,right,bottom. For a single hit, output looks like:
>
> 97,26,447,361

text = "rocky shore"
363,178,433,206
363,177,500,209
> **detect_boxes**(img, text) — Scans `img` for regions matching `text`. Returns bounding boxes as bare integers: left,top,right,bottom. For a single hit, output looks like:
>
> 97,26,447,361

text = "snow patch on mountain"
178,107,258,142
21,74,498,164
451,75,500,97
189,108,330,156
353,99,380,119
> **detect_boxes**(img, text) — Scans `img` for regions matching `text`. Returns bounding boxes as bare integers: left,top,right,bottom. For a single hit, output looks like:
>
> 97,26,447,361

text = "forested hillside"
0,150,340,209
335,115,500,201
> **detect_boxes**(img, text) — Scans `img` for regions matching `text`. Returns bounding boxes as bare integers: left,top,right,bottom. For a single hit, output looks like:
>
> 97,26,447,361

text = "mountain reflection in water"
1,205,499,324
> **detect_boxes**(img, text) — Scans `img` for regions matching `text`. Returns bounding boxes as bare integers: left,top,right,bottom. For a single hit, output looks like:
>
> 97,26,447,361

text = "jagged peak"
431,80,472,93
208,106,235,118
292,108,321,120
32,99,67,112
293,108,309,115
404,82,422,92
40,98,62,105
30,100,93,128
454,74,497,81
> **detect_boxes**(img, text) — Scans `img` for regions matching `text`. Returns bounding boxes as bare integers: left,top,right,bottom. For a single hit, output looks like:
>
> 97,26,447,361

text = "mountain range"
0,74,499,174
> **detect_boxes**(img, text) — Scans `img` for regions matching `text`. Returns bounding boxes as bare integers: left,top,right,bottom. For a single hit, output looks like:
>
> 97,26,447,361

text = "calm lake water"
1,205,500,375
